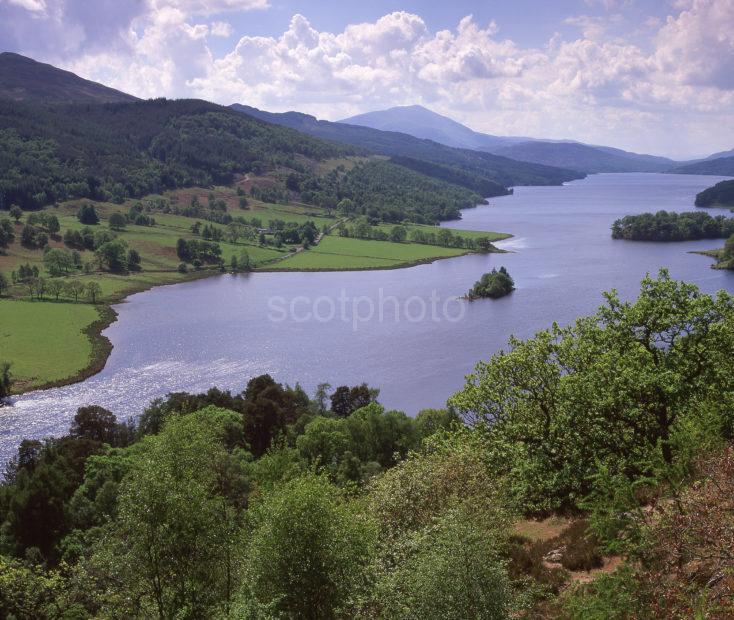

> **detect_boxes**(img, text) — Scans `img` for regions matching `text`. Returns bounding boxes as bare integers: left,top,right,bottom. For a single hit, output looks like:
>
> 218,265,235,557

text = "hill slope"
695,179,734,207
340,104,528,150
0,53,492,223
0,97,353,209
231,104,583,191
493,141,675,174
704,148,734,160
0,52,138,104
670,156,734,176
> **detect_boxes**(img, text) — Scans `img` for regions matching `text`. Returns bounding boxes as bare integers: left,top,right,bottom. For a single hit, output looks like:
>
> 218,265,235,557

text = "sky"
1,0,733,159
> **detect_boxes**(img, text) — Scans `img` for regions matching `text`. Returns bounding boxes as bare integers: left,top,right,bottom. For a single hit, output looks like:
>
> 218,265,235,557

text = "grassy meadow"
270,236,468,270
0,300,102,391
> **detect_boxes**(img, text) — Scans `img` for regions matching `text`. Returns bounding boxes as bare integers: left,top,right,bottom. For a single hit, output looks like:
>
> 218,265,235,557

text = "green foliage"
339,160,483,223
238,474,376,619
76,204,99,225
0,361,11,398
611,209,734,241
695,179,734,207
95,239,129,272
562,564,641,620
42,247,75,276
367,431,515,618
449,270,734,511
296,402,421,483
91,407,247,618
0,218,14,249
376,506,512,620
468,266,515,299
108,212,126,230
176,237,222,264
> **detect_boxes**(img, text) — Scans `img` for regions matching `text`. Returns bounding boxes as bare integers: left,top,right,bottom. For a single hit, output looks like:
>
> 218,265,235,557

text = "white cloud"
210,20,233,37
654,0,734,90
3,0,46,12
151,0,268,15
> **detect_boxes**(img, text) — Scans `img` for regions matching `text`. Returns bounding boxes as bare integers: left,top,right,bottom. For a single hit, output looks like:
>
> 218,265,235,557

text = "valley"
1,35,734,618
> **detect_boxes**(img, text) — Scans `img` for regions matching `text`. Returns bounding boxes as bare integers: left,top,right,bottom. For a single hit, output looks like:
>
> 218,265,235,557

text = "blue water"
2,173,733,464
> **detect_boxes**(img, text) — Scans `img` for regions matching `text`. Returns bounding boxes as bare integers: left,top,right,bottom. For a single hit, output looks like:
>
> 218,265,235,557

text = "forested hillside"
695,179,734,207
231,104,584,190
493,141,674,174
0,53,496,225
670,156,734,176
0,98,353,210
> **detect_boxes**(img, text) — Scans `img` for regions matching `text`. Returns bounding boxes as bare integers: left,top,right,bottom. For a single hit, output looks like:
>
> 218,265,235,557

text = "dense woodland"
2,272,734,618
0,98,494,225
232,105,585,190
611,210,734,241
695,179,734,207
0,99,351,210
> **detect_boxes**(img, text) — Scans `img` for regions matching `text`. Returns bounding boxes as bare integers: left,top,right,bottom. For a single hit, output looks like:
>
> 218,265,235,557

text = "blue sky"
1,0,732,158
214,0,664,49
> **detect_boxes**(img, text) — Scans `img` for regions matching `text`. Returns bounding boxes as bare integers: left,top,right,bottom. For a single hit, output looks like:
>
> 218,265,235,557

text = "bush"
239,474,375,618
77,204,99,225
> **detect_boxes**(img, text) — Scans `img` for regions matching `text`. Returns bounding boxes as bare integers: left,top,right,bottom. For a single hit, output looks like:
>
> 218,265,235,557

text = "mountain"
340,104,529,151
340,104,680,174
231,104,583,192
492,141,676,174
0,52,138,104
704,148,734,160
669,156,734,176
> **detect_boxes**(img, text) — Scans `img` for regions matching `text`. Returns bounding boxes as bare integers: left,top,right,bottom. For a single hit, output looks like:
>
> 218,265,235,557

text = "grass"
0,299,104,392
692,247,734,270
267,235,468,270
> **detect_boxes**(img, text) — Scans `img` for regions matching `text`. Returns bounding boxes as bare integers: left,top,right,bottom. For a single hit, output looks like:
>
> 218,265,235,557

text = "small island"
611,210,734,241
695,179,734,207
466,266,515,299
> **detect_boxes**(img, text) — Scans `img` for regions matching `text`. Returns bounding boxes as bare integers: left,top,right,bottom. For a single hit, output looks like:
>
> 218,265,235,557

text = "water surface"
3,173,734,463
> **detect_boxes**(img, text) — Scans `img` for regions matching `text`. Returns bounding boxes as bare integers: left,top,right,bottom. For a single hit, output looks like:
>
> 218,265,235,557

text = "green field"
268,235,468,270
374,222,510,243
0,299,102,392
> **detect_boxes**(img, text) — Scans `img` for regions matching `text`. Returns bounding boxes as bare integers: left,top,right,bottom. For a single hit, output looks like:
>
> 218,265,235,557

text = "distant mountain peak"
340,104,528,151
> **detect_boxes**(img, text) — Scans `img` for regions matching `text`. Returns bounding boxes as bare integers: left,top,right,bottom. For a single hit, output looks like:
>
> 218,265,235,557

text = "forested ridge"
0,97,489,224
0,54,577,227
2,272,734,618
0,98,353,210
695,179,734,207
231,104,585,190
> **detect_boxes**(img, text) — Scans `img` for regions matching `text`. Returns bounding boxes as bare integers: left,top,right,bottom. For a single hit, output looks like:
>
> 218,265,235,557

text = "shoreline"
8,239,512,396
